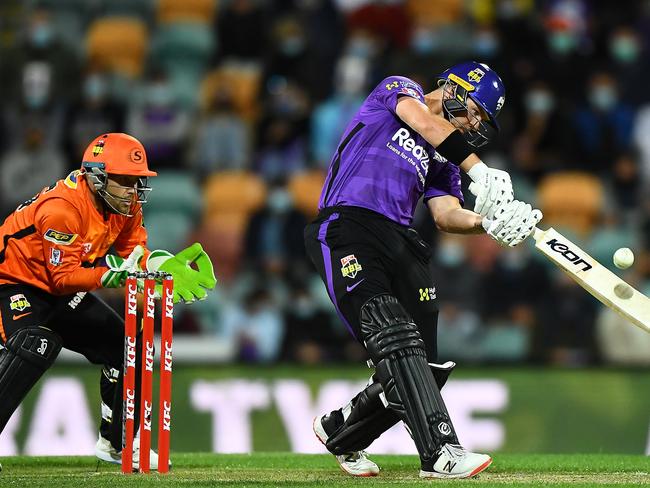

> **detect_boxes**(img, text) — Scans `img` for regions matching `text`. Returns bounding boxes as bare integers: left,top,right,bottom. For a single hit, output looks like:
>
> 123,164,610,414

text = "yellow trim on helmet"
448,73,475,92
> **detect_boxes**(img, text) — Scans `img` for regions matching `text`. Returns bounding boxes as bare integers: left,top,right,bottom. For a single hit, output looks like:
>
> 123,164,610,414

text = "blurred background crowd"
1,0,650,367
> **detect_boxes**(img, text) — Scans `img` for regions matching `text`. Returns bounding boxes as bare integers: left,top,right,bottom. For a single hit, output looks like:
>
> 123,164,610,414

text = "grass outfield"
1,453,649,487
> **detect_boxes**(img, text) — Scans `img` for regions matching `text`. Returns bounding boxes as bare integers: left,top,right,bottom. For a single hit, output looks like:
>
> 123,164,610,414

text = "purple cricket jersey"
318,76,464,226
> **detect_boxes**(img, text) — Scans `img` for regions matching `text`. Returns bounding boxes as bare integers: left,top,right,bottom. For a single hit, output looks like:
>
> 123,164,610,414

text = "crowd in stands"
1,0,650,366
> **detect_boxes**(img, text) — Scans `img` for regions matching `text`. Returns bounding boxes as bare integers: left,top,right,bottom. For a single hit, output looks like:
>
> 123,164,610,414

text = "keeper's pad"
325,362,456,455
0,327,62,433
360,294,458,466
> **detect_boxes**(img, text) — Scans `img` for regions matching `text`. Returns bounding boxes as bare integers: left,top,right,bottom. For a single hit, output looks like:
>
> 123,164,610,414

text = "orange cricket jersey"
0,170,149,295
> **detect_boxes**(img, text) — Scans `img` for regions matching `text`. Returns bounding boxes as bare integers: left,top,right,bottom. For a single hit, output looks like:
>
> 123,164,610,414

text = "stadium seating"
200,66,262,122
145,171,202,252
406,0,463,25
288,170,326,219
157,0,216,25
203,170,266,231
537,171,604,237
96,0,154,22
150,23,215,107
86,17,148,78
199,171,267,282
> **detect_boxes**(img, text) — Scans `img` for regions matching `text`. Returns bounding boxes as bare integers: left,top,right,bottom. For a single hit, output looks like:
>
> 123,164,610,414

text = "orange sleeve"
113,211,151,264
35,199,106,294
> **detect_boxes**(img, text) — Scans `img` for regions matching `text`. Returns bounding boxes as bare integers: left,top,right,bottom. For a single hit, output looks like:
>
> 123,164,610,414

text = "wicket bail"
122,272,174,474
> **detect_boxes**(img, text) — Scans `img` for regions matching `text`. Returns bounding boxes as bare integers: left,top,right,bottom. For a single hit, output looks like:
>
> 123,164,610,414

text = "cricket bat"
467,182,650,333
532,227,650,334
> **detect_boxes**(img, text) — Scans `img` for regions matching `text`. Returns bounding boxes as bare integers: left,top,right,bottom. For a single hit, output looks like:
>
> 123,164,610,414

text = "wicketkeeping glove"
101,245,145,288
146,242,217,303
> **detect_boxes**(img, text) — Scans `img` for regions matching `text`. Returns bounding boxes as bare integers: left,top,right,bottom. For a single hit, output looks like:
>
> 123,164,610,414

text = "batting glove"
467,163,514,220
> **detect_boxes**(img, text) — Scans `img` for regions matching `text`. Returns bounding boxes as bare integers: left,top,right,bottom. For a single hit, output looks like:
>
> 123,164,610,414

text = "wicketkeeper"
0,133,216,470
305,62,542,478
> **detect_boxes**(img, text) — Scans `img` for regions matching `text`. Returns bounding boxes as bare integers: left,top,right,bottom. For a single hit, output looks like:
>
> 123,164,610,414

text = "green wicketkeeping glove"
101,245,144,288
146,242,217,303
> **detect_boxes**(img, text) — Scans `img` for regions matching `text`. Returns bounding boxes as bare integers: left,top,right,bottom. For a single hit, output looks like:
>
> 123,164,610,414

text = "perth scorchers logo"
92,138,105,156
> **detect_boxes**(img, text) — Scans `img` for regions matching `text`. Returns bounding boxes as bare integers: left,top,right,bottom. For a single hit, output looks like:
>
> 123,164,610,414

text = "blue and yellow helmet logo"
467,68,485,83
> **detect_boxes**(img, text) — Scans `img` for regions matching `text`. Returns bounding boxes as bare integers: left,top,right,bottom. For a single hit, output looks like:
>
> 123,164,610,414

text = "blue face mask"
610,37,639,64
148,83,173,107
548,31,576,54
84,76,107,101
294,297,316,319
24,92,47,109
438,241,465,267
589,86,617,111
268,189,292,214
30,24,53,48
473,33,499,58
525,90,555,115
280,36,305,57
347,38,374,59
410,30,438,55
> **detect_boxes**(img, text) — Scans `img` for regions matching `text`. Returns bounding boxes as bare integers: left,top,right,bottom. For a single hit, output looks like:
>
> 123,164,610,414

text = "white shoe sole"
312,417,379,477
419,457,492,479
312,416,329,445
95,448,122,465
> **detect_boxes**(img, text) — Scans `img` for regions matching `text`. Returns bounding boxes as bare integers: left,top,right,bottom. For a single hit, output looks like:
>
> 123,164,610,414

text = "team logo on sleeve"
399,86,420,99
341,254,362,279
44,229,77,245
10,294,31,312
64,170,80,189
385,81,399,90
50,248,64,266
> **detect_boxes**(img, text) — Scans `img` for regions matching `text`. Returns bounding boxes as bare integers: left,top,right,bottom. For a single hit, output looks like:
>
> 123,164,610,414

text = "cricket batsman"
305,62,542,478
0,133,216,470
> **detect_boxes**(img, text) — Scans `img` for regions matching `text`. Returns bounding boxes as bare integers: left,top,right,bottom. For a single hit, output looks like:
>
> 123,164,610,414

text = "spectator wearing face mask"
188,85,250,178
64,71,126,170
220,286,284,363
0,6,80,110
126,70,191,170
572,71,636,174
280,281,344,364
254,78,310,181
607,26,650,105
311,56,368,170
244,180,309,281
511,80,574,182
261,17,330,102
530,1,592,104
0,127,65,215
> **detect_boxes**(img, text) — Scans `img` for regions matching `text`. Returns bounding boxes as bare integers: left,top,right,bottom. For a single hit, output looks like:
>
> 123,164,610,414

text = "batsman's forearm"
458,153,483,173
396,98,479,167
434,208,484,234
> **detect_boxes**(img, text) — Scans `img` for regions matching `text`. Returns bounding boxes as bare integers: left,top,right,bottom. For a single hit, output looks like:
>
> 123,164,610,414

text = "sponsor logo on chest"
387,127,448,185
391,128,430,168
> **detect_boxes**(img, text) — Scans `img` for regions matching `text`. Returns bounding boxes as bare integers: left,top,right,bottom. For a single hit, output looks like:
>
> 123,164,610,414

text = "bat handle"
533,227,544,241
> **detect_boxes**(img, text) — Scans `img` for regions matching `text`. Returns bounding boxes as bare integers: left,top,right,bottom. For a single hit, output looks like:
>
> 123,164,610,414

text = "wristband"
435,129,474,165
